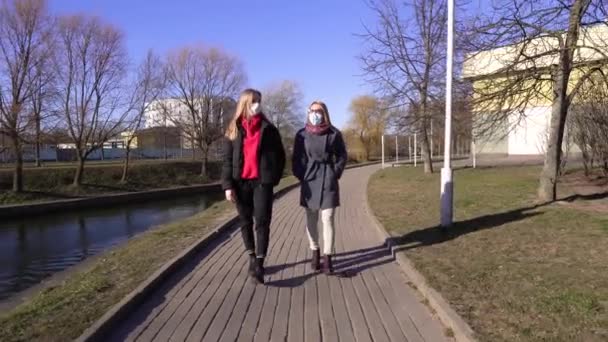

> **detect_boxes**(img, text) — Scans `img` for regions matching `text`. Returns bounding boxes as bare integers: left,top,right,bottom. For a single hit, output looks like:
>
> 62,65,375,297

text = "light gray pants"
305,208,336,255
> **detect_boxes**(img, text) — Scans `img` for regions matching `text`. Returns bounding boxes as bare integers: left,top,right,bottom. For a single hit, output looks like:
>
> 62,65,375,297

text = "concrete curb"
76,161,380,342
75,180,301,342
0,183,223,219
364,170,477,342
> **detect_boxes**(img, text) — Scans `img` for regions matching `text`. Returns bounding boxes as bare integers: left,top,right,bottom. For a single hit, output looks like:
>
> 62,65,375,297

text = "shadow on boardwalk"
269,190,608,289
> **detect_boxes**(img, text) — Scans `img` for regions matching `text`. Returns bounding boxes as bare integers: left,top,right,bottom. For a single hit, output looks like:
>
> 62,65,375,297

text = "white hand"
225,189,236,203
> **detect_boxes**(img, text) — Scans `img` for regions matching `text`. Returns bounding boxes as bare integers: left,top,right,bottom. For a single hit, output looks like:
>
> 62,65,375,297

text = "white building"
144,98,235,130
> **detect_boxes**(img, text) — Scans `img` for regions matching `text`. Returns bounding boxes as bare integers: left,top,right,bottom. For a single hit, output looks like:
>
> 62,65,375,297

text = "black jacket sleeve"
273,127,286,186
333,130,348,180
292,130,307,181
221,137,234,191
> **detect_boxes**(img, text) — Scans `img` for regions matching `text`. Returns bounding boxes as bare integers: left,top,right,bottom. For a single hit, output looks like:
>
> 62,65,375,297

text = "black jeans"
235,179,274,258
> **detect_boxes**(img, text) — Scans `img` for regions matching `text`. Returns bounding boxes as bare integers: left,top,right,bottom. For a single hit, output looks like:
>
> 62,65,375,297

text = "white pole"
414,133,418,167
472,139,477,168
409,135,412,162
395,136,399,163
430,119,434,158
382,135,385,168
441,0,454,228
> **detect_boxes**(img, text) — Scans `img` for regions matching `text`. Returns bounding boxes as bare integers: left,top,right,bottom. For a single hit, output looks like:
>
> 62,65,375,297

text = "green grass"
0,176,298,342
368,166,608,342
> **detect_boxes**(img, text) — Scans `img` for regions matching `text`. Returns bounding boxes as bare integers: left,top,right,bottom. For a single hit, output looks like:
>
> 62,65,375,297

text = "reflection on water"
0,193,220,301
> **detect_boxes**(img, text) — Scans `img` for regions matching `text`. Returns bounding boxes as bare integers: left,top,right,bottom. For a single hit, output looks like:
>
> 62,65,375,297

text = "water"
0,193,221,301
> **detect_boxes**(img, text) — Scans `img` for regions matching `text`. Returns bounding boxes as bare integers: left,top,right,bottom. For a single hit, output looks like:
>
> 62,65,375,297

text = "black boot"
322,255,333,275
248,254,256,277
254,257,265,284
311,249,321,271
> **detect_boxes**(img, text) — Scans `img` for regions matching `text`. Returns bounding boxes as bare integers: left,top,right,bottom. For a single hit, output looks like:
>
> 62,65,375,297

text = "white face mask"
308,111,323,126
250,103,261,115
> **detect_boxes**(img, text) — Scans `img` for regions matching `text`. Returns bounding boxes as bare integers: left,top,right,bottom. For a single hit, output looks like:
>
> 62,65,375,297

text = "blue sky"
49,0,486,129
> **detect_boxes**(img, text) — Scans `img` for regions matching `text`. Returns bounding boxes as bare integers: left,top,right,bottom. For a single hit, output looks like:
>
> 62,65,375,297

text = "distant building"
142,97,236,160
462,24,608,156
144,97,236,132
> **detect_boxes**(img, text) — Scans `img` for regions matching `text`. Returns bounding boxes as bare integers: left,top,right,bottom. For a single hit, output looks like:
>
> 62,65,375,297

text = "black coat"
221,118,286,190
292,126,347,210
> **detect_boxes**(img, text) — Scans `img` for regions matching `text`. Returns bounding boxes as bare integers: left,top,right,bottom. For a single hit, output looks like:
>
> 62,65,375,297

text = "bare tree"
466,0,608,201
54,15,130,186
0,0,52,191
569,75,608,176
164,45,245,177
29,33,56,168
121,50,164,183
263,80,304,138
359,0,452,173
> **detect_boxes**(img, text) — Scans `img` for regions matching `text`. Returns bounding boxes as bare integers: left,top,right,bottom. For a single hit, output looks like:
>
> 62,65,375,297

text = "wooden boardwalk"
109,165,451,342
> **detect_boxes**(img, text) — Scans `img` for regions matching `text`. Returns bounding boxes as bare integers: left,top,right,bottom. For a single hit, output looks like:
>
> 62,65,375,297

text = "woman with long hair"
222,88,286,284
292,101,347,274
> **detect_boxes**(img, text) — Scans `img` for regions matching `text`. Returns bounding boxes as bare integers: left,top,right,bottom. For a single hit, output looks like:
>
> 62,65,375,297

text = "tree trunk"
538,78,569,202
538,0,585,202
121,147,131,183
11,134,23,193
73,154,85,186
163,131,168,160
35,114,41,167
420,120,433,174
200,144,209,177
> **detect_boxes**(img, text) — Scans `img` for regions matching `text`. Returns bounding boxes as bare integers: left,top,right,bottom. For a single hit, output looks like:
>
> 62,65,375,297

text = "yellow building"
463,24,608,156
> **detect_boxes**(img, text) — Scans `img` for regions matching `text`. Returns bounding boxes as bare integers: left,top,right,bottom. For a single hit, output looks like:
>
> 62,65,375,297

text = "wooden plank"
156,241,245,342
380,262,450,342
216,272,257,342
269,209,307,342
303,258,321,342
334,205,373,342
184,256,249,341
317,273,339,342
120,235,238,341
136,235,242,341
237,193,301,342
286,220,310,342
216,198,298,342
253,202,302,342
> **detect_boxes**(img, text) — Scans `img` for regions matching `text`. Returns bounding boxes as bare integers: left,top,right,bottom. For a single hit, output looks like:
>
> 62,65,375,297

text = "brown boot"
322,255,333,275
311,249,321,271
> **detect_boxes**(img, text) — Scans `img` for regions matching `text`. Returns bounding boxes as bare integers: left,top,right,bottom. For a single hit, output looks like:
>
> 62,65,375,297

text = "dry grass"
368,166,608,342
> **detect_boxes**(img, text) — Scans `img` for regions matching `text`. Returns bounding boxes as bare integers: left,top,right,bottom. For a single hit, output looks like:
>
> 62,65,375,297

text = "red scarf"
241,114,263,179
305,121,330,135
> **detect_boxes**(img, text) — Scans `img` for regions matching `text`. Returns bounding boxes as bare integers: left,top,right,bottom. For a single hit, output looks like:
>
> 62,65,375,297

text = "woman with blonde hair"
292,101,347,274
222,88,286,284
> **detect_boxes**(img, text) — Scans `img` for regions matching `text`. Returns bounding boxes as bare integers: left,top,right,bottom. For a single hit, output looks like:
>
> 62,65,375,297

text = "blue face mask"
308,111,323,126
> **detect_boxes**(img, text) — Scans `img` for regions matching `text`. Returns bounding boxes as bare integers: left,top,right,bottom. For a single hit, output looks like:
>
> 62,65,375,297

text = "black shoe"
311,249,320,271
248,254,256,277
322,255,333,275
254,258,265,284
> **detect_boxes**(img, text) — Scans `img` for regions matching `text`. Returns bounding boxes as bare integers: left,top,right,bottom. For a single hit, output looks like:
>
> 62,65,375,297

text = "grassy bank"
0,161,222,205
368,166,608,342
0,176,298,342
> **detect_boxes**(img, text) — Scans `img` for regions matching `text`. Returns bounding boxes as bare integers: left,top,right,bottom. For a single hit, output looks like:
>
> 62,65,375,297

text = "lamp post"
440,0,455,228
